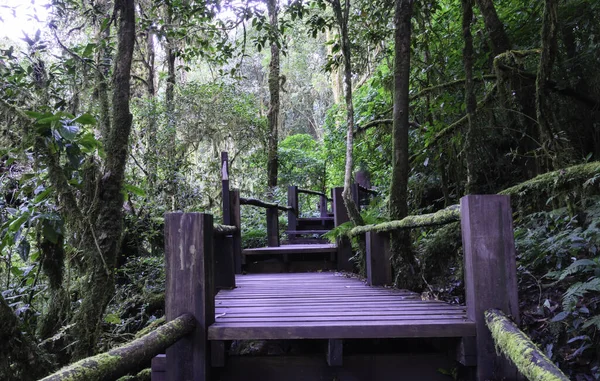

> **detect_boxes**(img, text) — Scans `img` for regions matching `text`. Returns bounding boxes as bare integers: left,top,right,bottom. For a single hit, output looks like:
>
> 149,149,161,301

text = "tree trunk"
72,0,136,359
266,0,280,189
462,0,479,193
536,0,569,168
389,0,418,290
144,24,158,190
330,0,364,226
95,0,112,143
164,3,178,210
475,0,510,55
0,293,54,380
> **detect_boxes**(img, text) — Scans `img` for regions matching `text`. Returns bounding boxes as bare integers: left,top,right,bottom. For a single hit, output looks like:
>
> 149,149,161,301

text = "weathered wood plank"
242,244,337,255
211,340,225,368
208,320,476,340
165,213,214,381
460,195,519,381
213,234,235,290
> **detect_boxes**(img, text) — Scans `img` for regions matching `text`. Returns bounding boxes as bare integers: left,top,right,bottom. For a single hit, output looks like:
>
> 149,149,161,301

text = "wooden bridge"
149,153,522,381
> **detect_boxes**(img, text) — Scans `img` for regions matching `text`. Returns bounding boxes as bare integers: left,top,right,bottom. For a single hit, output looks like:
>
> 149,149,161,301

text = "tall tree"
462,0,479,193
327,0,364,226
266,0,280,189
475,0,510,55
389,0,416,289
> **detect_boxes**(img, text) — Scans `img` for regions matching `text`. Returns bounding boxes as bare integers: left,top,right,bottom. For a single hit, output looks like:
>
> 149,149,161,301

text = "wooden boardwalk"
209,272,475,340
241,243,337,256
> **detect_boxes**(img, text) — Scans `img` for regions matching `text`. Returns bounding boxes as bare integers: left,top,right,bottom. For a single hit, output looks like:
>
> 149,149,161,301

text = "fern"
562,277,600,310
557,259,597,281
582,315,600,329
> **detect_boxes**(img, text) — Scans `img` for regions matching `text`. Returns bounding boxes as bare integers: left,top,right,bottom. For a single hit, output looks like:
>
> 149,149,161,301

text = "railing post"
332,187,348,227
230,189,242,274
266,207,280,247
165,213,214,381
287,186,298,240
221,152,230,225
460,195,519,381
365,231,392,286
319,195,328,218
214,232,235,290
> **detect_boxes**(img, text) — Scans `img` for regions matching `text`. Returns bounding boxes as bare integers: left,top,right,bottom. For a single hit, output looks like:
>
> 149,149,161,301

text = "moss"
348,204,460,237
500,161,600,213
485,309,569,381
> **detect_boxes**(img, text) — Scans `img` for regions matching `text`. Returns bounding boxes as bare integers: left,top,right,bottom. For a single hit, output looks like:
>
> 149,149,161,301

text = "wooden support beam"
365,231,392,286
165,213,215,381
327,339,343,367
151,354,166,381
336,236,354,272
460,195,519,381
214,233,235,290
230,189,243,273
332,187,348,227
266,207,280,247
287,186,298,240
211,341,226,368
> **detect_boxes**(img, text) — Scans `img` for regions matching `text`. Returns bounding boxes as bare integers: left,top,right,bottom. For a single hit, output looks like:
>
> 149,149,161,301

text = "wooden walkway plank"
208,272,474,341
242,244,337,255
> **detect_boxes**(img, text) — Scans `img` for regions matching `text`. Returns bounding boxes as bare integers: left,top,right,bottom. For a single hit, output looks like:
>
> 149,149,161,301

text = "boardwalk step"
286,230,331,236
242,244,337,256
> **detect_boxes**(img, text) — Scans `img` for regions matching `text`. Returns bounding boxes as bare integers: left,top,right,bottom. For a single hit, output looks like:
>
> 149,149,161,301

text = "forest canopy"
1,0,599,379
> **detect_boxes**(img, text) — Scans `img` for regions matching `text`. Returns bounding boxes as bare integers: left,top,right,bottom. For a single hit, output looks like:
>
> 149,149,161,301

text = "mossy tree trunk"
389,0,418,290
266,0,280,190
70,0,136,359
0,293,54,380
462,0,480,194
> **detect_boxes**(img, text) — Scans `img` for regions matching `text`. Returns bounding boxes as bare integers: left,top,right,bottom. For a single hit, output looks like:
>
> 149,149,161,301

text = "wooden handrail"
41,314,195,381
240,197,293,212
485,309,569,381
297,188,333,201
348,204,460,237
214,224,238,235
356,184,377,195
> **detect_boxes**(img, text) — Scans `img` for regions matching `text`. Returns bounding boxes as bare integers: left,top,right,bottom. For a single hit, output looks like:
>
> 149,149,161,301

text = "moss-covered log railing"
347,204,460,237
40,314,195,381
485,309,570,381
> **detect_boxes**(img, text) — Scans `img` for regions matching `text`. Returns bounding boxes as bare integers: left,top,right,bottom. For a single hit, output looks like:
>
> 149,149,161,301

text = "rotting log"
348,205,460,237
214,224,238,235
485,309,570,381
40,314,195,381
240,197,293,212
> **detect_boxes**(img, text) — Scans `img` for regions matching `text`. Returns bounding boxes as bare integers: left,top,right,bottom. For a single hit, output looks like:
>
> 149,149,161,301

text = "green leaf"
124,183,146,197
73,113,97,125
18,239,30,261
551,311,570,322
58,124,79,140
8,213,29,233
104,313,121,324
33,187,53,204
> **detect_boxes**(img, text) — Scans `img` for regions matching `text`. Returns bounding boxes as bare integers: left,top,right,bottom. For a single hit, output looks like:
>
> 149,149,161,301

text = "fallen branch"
40,314,195,381
240,197,293,212
348,205,460,237
485,309,569,381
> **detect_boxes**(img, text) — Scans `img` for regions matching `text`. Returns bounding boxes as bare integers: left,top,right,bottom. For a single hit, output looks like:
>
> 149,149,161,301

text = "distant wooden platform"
208,272,475,340
242,244,337,255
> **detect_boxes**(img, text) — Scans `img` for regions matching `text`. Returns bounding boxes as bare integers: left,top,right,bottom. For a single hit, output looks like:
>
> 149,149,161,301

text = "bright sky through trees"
0,0,49,42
